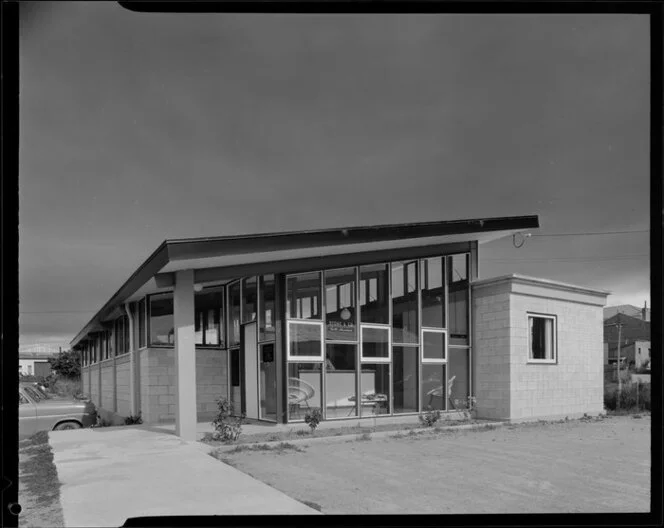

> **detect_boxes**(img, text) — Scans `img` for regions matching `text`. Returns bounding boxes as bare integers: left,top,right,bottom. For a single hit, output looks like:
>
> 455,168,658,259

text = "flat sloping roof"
70,214,539,347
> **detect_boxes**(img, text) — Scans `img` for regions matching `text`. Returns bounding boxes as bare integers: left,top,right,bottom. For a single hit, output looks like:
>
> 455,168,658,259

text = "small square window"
528,314,556,363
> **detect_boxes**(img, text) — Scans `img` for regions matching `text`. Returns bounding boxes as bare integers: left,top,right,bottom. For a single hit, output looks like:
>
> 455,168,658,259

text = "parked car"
19,383,97,438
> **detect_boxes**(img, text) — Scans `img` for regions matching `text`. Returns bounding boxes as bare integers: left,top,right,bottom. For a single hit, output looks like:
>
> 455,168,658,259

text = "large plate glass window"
195,287,224,347
448,254,469,345
287,272,321,320
149,293,174,346
392,346,418,414
116,318,126,355
242,277,258,324
287,320,324,361
528,314,556,363
228,282,241,347
421,329,447,411
325,343,358,419
259,274,276,342
288,363,322,421
391,261,418,344
360,263,389,324
421,257,445,328
422,329,446,362
325,268,357,341
360,325,390,362
421,363,446,411
359,364,390,417
447,348,470,409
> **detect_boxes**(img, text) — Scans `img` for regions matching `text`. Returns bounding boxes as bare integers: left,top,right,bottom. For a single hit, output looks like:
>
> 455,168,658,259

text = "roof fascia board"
166,215,539,262
155,241,475,288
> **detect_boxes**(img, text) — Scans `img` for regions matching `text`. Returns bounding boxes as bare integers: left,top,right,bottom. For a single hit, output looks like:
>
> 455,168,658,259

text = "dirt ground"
221,415,651,514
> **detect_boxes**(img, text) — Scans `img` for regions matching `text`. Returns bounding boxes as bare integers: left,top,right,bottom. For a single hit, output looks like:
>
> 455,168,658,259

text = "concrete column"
124,303,137,416
174,269,197,440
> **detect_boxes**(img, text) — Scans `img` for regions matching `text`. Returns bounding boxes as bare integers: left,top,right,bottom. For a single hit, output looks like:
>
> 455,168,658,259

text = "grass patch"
212,442,306,457
19,431,63,520
356,432,372,442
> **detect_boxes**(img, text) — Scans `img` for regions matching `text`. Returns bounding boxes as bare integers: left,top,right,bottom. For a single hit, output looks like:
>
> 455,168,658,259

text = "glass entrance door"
259,343,277,421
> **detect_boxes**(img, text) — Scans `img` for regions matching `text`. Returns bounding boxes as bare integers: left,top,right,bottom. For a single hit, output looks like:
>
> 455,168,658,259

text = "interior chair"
288,377,316,418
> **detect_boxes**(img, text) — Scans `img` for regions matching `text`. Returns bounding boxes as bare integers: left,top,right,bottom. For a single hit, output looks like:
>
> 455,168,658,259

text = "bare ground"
220,414,651,514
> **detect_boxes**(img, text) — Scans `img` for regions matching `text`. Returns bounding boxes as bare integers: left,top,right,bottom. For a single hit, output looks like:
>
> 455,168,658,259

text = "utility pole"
616,322,623,406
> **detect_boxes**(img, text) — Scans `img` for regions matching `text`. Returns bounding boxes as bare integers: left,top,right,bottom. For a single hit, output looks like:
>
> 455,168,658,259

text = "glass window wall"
242,277,258,323
359,363,390,416
149,293,174,346
360,264,389,324
288,363,322,421
421,257,445,328
447,348,470,409
361,326,390,361
287,272,321,320
195,287,224,347
259,274,276,342
392,346,418,414
448,254,469,345
392,261,419,344
288,321,323,360
325,268,357,341
422,329,446,362
138,298,146,348
421,363,446,411
228,282,241,347
325,343,357,419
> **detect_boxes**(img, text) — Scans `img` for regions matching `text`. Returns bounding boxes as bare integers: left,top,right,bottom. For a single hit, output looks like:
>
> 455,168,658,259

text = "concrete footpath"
49,427,320,527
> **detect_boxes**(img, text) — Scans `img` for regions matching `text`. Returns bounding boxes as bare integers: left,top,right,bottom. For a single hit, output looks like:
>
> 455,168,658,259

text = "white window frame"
421,328,447,364
527,313,557,364
360,324,391,363
287,319,324,362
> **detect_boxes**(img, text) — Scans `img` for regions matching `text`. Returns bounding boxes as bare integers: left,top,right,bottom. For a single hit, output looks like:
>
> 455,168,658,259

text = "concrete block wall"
100,360,115,411
82,367,90,396
472,283,512,420
139,348,176,424
196,349,229,421
89,364,100,406
116,355,131,416
472,274,608,421
509,292,605,420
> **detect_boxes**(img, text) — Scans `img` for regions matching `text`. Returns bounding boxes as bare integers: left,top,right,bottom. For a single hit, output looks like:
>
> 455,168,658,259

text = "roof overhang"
70,214,539,347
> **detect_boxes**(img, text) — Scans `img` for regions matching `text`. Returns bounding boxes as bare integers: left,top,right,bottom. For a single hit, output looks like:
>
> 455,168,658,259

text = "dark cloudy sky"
19,3,650,350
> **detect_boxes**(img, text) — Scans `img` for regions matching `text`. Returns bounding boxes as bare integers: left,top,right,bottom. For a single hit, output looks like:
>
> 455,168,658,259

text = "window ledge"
527,359,557,365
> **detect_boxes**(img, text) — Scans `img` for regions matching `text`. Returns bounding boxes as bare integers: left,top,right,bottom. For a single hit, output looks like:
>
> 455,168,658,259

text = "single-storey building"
71,215,609,440
19,353,54,377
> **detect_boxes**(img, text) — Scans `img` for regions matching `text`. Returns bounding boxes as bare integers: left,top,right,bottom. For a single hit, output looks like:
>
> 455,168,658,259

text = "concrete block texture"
472,275,607,421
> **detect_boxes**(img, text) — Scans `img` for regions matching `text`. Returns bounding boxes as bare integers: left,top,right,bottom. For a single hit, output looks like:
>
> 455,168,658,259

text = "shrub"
48,350,81,379
604,382,651,411
419,407,442,427
124,413,143,425
304,408,323,432
211,398,244,443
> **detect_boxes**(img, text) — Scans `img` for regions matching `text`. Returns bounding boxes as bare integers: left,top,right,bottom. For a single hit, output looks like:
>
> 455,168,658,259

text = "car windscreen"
23,386,44,402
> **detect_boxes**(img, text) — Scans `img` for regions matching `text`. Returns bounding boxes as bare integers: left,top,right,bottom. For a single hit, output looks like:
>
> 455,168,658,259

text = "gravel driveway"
220,415,650,514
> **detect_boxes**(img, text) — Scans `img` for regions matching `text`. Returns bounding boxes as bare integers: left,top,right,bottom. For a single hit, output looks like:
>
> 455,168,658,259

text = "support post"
124,303,137,416
174,269,197,440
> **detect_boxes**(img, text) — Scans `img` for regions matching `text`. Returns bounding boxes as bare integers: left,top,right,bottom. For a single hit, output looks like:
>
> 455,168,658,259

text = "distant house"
603,312,651,367
19,352,55,377
603,303,650,322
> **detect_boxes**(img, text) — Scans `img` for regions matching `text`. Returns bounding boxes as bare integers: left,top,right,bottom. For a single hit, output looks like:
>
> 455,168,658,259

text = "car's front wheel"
53,421,82,431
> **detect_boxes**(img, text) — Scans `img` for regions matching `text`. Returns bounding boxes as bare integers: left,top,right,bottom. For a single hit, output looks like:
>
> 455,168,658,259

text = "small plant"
211,398,245,443
357,432,372,441
419,407,442,427
295,429,309,436
304,407,323,433
124,413,143,425
92,415,112,428
455,396,477,420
